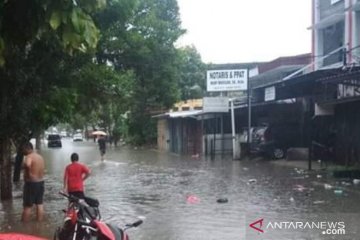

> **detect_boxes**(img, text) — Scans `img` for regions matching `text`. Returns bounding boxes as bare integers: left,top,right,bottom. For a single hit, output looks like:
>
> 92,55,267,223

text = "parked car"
73,133,83,142
60,131,67,138
47,134,62,148
252,123,302,159
249,126,267,153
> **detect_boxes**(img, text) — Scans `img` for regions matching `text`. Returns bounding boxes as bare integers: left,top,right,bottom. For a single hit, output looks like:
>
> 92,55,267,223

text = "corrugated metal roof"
169,110,203,118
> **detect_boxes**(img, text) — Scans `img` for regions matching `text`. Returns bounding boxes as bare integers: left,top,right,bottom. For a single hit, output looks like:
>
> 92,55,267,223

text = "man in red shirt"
63,153,91,199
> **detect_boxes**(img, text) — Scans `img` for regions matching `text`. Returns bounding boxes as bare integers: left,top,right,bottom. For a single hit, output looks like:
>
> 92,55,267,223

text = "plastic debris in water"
187,195,200,204
293,184,306,192
248,179,257,184
334,189,343,195
353,179,360,185
294,168,305,174
191,153,200,159
341,181,352,186
216,198,228,203
316,175,322,178
324,184,332,190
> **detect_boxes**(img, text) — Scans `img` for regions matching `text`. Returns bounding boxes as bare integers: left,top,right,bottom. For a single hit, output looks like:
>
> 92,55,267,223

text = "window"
48,134,61,140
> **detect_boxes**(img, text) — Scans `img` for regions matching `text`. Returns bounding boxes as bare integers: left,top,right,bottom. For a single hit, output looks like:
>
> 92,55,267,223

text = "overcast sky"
177,0,312,64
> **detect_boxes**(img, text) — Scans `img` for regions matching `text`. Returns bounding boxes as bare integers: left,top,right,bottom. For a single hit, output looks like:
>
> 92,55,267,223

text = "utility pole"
247,69,252,154
230,99,236,159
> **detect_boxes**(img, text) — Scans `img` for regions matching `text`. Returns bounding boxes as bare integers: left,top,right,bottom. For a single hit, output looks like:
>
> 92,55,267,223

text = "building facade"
311,0,360,165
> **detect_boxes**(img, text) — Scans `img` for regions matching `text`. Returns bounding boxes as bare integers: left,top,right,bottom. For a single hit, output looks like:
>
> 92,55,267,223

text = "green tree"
70,61,135,135
0,0,105,200
95,0,185,145
178,45,206,100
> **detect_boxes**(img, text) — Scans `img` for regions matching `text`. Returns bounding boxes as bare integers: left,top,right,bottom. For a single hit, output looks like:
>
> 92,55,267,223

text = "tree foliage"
177,45,206,100
94,0,185,144
0,0,105,200
0,0,207,199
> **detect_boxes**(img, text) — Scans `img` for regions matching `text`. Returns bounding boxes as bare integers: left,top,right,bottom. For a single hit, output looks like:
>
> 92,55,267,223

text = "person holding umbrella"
92,131,107,161
98,135,106,161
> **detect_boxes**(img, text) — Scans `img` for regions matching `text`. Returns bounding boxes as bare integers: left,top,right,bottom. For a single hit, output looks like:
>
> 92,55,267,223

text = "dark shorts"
100,148,106,156
68,191,85,199
23,181,44,207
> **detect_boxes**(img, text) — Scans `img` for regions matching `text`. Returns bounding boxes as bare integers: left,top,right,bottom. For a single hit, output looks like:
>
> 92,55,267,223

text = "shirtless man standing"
21,142,45,222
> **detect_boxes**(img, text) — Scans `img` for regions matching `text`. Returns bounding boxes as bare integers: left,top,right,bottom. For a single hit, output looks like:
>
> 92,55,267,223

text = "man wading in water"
21,142,45,222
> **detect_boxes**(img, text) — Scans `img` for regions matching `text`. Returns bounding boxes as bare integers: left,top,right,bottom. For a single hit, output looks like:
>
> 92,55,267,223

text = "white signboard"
315,103,334,116
203,97,229,112
264,86,276,101
207,69,248,92
337,83,360,99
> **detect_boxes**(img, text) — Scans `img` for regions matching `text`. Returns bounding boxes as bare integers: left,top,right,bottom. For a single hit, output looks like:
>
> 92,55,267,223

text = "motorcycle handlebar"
124,219,143,230
59,191,80,202
131,220,143,227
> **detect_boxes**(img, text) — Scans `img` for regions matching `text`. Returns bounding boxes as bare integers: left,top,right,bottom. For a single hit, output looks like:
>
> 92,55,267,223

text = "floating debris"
293,184,306,192
248,179,257,184
191,153,200,159
353,179,360,185
243,167,249,171
187,195,200,204
324,184,333,190
334,189,343,195
294,168,305,174
313,200,325,204
216,198,229,203
290,197,295,202
316,175,322,178
341,181,352,186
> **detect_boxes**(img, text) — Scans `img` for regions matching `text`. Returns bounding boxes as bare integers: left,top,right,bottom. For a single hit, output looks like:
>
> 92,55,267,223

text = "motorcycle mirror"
132,220,143,227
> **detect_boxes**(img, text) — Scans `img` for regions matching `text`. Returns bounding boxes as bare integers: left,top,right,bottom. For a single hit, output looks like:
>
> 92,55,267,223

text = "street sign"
265,86,275,101
207,69,248,92
203,97,229,112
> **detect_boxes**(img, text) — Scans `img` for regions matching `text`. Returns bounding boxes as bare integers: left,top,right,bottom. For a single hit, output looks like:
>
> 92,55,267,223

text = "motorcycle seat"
83,206,100,220
84,196,100,207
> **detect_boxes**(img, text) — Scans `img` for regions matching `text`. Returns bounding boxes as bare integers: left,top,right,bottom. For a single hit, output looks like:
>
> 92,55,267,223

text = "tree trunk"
35,132,41,150
0,138,13,200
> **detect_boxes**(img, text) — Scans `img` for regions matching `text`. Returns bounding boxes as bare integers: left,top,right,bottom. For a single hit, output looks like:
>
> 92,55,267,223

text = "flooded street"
1,139,360,239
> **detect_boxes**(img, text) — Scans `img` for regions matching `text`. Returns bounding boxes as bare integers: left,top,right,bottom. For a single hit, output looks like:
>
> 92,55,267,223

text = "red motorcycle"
54,192,143,240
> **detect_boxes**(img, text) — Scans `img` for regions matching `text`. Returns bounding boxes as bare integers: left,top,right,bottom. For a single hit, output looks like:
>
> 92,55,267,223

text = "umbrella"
92,130,107,136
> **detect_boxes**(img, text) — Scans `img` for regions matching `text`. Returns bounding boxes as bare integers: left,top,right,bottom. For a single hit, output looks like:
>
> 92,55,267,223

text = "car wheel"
273,148,285,159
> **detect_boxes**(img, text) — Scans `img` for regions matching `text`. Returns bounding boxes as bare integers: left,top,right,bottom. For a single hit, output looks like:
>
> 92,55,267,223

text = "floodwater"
1,139,360,240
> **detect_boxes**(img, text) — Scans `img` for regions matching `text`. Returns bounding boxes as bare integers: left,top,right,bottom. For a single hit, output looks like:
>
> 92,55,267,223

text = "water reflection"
1,139,359,239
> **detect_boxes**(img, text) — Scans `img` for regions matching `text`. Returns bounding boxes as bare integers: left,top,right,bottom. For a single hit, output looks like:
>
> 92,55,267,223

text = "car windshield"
48,134,60,140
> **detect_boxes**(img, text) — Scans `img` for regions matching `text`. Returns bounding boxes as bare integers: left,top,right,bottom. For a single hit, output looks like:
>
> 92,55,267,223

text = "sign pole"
231,99,236,159
247,69,252,148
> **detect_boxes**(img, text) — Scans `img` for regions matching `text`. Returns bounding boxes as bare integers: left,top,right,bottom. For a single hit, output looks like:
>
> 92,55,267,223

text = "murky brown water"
1,139,359,239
